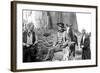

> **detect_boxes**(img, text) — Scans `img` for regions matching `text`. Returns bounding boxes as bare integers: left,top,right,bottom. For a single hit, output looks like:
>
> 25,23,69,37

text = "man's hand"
23,43,30,47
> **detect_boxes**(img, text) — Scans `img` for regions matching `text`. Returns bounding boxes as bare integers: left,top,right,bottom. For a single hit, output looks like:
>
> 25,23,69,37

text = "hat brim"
57,23,64,28
66,24,72,27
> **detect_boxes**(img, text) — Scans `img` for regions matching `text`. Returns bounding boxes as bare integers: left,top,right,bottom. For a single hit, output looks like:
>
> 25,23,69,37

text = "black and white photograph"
11,1,97,71
22,10,91,62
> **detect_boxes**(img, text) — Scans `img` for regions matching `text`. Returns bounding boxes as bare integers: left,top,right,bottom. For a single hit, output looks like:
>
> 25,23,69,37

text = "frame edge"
10,1,98,72
11,1,17,72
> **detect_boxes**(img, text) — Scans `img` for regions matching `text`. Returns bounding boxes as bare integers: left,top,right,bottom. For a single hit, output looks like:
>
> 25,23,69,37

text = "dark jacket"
23,30,36,45
80,35,90,49
80,34,91,59
23,30,37,62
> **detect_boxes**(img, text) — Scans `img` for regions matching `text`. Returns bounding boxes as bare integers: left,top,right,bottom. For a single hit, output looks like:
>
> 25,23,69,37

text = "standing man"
80,29,91,59
23,23,37,62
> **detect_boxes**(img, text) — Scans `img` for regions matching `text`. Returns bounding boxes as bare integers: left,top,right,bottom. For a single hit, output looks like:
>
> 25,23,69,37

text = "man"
23,23,37,62
80,29,91,59
44,23,66,61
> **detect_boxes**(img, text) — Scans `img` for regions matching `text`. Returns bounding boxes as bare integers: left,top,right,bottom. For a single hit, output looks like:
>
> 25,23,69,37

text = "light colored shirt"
27,32,33,45
82,35,85,43
57,32,63,44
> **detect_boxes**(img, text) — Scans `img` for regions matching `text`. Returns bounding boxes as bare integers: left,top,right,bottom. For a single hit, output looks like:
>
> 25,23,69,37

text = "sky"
76,13,91,33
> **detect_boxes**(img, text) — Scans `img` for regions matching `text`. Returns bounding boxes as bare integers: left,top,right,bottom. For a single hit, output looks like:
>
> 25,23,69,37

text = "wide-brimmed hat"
66,24,72,27
57,23,65,28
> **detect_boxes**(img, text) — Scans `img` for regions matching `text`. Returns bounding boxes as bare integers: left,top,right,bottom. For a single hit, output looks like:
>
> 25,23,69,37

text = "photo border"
11,1,98,72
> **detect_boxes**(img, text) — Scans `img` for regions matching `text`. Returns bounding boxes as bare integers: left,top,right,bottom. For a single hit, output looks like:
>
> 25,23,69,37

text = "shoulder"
23,30,27,35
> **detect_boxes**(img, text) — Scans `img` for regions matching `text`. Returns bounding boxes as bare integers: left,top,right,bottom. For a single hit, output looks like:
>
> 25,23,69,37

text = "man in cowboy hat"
44,23,67,61
56,23,66,45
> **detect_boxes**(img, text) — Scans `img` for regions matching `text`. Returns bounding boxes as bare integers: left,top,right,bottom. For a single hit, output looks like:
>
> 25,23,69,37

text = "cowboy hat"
57,23,64,28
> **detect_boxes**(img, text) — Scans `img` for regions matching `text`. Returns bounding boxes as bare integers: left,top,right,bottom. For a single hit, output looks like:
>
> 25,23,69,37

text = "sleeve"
23,31,27,43
32,31,36,44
